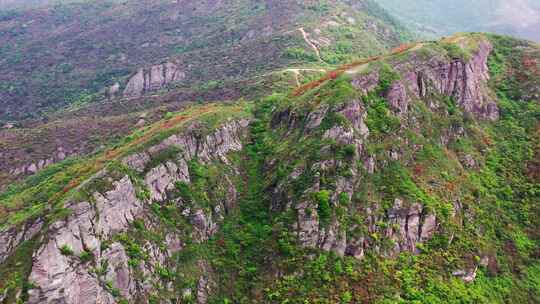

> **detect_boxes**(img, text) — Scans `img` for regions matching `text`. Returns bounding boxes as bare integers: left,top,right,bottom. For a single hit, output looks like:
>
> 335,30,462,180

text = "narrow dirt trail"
285,68,327,86
292,42,424,96
299,27,321,61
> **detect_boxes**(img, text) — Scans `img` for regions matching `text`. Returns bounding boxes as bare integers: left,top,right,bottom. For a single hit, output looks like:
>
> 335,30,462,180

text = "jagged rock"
408,40,498,120
480,256,490,267
351,71,379,94
386,199,422,254
0,218,43,264
122,151,151,173
27,163,38,174
385,81,408,115
352,39,498,121
108,82,120,98
461,154,477,169
145,160,190,202
337,100,370,138
222,175,239,213
323,126,355,145
453,267,478,283
305,105,329,130
364,156,376,174
165,233,183,256
145,119,249,164
296,201,321,248
128,119,249,203
9,147,73,177
136,118,146,127
197,275,210,304
27,176,143,304
191,209,218,243
195,261,214,304
123,61,185,97
420,214,438,241
320,222,347,257
102,243,135,298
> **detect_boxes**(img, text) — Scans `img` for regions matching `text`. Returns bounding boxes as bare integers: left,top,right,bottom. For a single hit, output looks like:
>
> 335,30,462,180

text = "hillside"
0,33,538,303
375,0,540,42
0,0,409,122
0,0,414,193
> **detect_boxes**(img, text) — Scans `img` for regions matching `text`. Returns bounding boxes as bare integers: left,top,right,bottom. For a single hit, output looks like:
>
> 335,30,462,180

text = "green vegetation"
59,244,74,256
315,190,332,226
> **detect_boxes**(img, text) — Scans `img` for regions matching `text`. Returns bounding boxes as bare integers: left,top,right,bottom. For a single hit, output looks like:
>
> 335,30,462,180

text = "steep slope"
0,33,539,303
0,0,409,122
376,0,540,42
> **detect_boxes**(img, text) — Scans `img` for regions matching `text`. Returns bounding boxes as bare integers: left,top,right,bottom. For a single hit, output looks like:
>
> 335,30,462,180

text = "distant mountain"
376,0,540,42
0,0,410,122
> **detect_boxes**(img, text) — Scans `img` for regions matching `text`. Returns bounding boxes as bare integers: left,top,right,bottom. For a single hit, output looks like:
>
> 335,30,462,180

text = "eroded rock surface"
353,39,499,121
123,61,186,97
0,218,43,264
27,176,143,304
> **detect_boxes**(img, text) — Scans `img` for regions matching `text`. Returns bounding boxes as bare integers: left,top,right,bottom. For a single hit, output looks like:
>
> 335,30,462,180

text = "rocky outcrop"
453,267,478,283
20,118,250,303
27,176,143,304
122,119,249,203
407,40,498,120
145,160,190,202
382,199,438,255
0,218,43,264
9,147,71,176
270,96,445,259
294,189,440,259
123,61,186,97
352,39,499,121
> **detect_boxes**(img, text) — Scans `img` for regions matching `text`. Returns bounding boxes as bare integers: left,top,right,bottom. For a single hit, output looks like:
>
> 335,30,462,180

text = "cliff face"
269,37,498,260
0,34,538,303
21,117,250,304
122,62,186,98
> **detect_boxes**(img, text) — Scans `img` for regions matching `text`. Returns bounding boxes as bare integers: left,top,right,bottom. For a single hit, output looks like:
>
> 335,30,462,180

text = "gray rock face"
122,119,249,203
453,266,478,283
27,176,143,304
123,61,186,97
351,71,379,95
145,159,190,202
0,218,43,264
9,148,72,177
412,40,498,120
337,100,370,138
102,243,135,299
305,105,329,131
385,81,408,115
195,261,215,304
352,39,498,121
383,199,437,255
191,209,220,243
122,151,151,173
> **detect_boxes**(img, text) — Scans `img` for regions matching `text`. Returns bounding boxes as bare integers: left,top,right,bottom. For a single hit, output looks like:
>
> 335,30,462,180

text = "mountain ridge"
0,32,538,303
